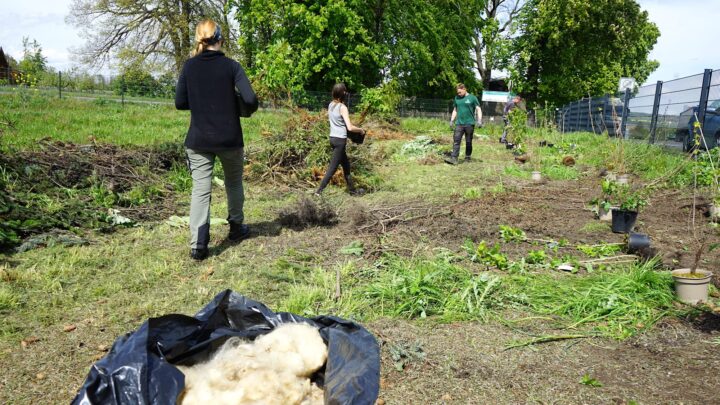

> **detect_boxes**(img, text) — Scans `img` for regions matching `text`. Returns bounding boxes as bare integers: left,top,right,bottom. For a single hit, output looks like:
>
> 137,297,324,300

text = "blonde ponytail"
192,20,222,56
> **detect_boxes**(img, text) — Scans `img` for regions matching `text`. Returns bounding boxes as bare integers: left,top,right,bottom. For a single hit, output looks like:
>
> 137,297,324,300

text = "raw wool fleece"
177,323,327,405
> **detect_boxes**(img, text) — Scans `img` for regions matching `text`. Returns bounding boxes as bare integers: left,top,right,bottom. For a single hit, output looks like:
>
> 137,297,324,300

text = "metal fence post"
58,71,62,99
648,80,663,143
576,101,582,131
697,69,713,133
620,88,630,139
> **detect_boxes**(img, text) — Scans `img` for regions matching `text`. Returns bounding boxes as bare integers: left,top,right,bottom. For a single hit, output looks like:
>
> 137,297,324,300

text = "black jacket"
175,51,258,151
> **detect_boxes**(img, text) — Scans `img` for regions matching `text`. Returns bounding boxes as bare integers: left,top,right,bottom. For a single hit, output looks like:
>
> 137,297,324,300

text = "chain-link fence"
1,67,516,121
557,68,720,150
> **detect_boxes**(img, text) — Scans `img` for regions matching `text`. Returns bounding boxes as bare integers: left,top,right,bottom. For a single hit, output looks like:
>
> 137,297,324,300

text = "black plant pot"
611,209,638,233
627,232,650,253
506,143,514,150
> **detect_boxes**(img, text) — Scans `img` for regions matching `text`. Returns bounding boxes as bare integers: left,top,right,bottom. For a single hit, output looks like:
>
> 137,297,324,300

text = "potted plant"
710,196,720,222
671,241,716,304
611,184,648,233
590,179,619,221
607,135,628,184
507,108,528,153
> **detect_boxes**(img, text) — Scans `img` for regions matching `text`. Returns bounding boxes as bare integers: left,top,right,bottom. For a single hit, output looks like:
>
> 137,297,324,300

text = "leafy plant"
340,241,364,256
357,80,403,119
463,187,481,200
464,240,509,270
388,342,426,371
580,374,603,387
526,249,547,264
577,243,623,258
616,185,649,212
397,136,436,159
507,108,528,146
590,178,619,212
499,225,526,243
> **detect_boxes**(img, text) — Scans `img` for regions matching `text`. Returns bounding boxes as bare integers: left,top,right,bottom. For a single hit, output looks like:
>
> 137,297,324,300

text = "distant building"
487,78,509,92
480,78,513,120
0,47,17,83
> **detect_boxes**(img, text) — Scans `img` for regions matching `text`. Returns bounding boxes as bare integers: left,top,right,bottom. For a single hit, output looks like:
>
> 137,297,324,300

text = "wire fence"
0,67,514,122
557,68,720,150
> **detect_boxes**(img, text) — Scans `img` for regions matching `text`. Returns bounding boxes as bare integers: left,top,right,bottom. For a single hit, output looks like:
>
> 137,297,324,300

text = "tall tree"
18,37,48,77
471,0,525,90
232,0,382,94
373,0,483,97
232,0,482,98
67,0,234,73
513,0,659,106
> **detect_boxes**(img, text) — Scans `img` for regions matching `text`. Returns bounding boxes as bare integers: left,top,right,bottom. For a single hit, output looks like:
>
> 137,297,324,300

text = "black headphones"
205,25,223,45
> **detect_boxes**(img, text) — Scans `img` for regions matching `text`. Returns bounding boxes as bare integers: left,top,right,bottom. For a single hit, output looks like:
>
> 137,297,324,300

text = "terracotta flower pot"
671,269,713,304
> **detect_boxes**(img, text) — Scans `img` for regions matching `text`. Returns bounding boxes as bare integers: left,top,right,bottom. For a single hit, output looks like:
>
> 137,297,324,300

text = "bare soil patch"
370,316,720,404
350,175,720,273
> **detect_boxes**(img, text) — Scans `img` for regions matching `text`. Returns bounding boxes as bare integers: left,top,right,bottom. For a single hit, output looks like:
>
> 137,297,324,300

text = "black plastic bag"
72,290,380,405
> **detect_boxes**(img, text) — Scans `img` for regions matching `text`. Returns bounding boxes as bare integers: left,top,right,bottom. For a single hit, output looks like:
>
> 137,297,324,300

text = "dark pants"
452,125,475,158
317,137,354,193
500,116,510,142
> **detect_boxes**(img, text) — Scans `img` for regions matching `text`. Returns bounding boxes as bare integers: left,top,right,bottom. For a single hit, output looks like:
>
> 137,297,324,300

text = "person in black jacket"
175,19,258,261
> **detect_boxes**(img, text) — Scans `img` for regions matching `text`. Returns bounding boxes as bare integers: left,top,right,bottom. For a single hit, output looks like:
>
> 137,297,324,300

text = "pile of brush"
245,109,394,190
177,323,327,405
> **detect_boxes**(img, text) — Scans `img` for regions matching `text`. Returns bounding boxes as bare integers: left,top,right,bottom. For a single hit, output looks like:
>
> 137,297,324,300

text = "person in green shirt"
446,83,482,165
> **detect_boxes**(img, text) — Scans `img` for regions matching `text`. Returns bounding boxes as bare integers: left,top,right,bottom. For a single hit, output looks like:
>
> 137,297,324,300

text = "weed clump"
277,196,338,230
507,259,676,338
345,201,372,228
0,139,185,251
245,109,382,190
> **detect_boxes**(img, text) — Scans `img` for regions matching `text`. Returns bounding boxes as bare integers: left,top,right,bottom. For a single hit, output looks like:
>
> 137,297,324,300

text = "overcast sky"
0,0,717,85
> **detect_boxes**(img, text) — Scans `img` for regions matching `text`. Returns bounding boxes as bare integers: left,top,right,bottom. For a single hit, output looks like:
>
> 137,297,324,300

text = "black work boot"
444,156,459,165
228,222,250,242
190,247,209,261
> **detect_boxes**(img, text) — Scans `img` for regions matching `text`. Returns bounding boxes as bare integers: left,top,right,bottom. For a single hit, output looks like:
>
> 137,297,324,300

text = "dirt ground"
255,174,720,404
3,171,720,404
349,173,720,280
314,174,720,404
369,315,720,405
251,171,720,404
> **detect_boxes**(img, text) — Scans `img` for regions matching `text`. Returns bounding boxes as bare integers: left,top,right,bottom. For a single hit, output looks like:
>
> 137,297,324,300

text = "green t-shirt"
454,94,480,125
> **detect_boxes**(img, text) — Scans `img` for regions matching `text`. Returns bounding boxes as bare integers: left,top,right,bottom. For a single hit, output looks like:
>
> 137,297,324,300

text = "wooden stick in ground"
692,240,706,274
504,334,593,350
334,267,341,301
580,255,638,264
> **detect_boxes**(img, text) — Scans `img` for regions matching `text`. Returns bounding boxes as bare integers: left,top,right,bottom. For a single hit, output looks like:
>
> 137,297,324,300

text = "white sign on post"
618,77,636,92
481,91,512,103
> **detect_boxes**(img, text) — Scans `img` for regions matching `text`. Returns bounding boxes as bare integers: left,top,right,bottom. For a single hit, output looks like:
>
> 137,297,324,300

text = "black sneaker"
444,157,459,165
228,222,250,242
190,247,209,261
464,156,472,162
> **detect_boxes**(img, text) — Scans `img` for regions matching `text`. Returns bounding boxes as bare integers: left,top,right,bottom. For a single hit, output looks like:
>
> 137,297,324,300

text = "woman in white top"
315,83,365,195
